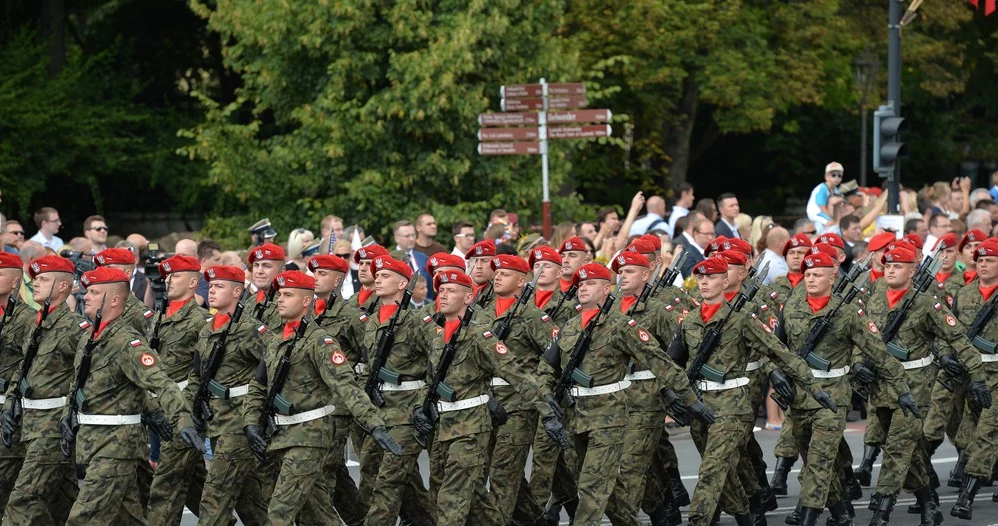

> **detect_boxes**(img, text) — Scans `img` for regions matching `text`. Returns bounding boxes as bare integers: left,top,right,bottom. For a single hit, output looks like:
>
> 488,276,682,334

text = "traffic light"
873,104,909,177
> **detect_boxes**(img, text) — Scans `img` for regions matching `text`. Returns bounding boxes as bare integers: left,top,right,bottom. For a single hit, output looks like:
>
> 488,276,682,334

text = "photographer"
114,241,156,308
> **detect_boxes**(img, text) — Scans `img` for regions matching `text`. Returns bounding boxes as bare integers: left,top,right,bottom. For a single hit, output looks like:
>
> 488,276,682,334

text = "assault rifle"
493,273,541,341
60,293,104,457
193,303,245,426
253,288,277,322
628,263,662,317
6,288,53,445
414,306,475,447
148,295,168,351
547,291,616,408
364,276,418,407
258,317,308,460
651,251,688,298
0,284,18,392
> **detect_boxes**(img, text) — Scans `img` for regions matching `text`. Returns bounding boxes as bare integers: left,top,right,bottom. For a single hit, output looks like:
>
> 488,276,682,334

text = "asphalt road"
179,417,998,525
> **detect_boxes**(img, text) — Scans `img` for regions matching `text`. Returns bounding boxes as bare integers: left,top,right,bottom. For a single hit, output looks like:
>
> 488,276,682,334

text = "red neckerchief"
357,288,374,306
870,269,885,282
620,296,638,314
282,320,301,340
167,298,191,317
700,301,722,323
378,303,398,324
787,273,804,287
212,312,231,331
886,288,908,310
807,294,831,314
313,298,327,317
965,270,978,285
93,320,112,340
581,308,600,328
495,297,517,317
724,291,737,302
35,304,57,324
560,279,573,293
444,319,461,340
256,289,266,303
935,272,952,284
535,289,555,309
981,283,998,302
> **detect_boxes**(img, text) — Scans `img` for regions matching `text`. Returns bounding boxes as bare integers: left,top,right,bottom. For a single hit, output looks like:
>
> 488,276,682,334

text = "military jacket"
474,281,496,309
153,298,208,383
362,303,434,427
245,320,384,451
0,299,35,456
4,302,87,441
349,288,380,316
771,275,806,307
651,282,698,313
954,283,998,389
430,319,546,441
623,296,686,416
932,272,964,309
474,297,556,413
184,311,269,438
315,296,371,417
122,294,154,335
536,288,580,325
246,288,281,330
538,307,695,434
779,293,909,411
68,316,194,464
865,288,985,408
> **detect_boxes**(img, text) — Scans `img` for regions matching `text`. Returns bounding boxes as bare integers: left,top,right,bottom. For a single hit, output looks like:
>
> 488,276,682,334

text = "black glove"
487,397,508,427
898,393,922,419
178,426,205,452
542,414,572,450
371,425,403,456
141,410,173,440
768,370,794,403
191,406,206,434
939,354,966,378
0,409,16,448
811,389,838,413
852,362,876,384
688,400,716,425
59,414,76,458
543,393,564,420
971,380,993,409
411,407,434,436
244,425,268,461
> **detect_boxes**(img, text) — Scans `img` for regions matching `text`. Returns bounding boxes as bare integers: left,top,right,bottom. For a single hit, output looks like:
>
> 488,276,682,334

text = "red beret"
559,237,588,254
247,243,286,265
816,233,845,250
693,258,728,276
571,263,612,287
885,240,915,254
610,252,650,273
932,233,958,251
371,255,412,280
714,250,747,266
704,236,729,257
638,234,662,251
782,234,812,257
625,238,658,256
901,234,923,250
28,255,75,279
158,255,200,277
867,232,897,253
960,230,988,252
491,255,530,274
273,270,315,291
307,255,349,274
353,244,388,263
882,247,916,265
0,252,22,270
528,245,562,267
94,248,136,266
204,265,245,283
467,239,497,258
434,269,475,290
974,239,998,261
80,266,129,288
809,243,838,259
802,252,836,271
426,252,466,274
724,237,753,256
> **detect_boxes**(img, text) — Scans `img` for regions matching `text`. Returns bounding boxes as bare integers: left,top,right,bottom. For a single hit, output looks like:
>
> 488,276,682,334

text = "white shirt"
29,232,63,251
629,213,666,237
758,248,789,285
666,206,689,238
451,247,466,258
682,231,705,255
719,218,741,239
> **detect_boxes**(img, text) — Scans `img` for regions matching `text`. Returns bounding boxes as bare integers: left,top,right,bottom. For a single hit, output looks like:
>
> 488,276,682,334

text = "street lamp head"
852,49,879,94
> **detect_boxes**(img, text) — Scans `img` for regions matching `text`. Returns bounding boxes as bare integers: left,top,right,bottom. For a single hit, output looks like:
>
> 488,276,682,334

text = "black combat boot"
854,445,879,487
914,486,942,526
907,486,938,514
648,491,682,526
562,498,578,521
950,475,982,520
771,457,796,496
868,494,894,526
797,507,821,526
749,493,768,526
667,467,691,506
785,503,802,525
867,493,879,512
826,500,853,526
948,449,967,488
734,514,756,526
758,471,779,511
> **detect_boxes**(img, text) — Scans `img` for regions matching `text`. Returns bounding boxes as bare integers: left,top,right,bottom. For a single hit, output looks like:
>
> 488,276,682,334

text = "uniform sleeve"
535,326,567,393
744,313,814,389
849,309,909,395
479,331,548,409
120,341,195,430
625,319,698,405
243,352,269,429
922,296,985,383
312,335,385,429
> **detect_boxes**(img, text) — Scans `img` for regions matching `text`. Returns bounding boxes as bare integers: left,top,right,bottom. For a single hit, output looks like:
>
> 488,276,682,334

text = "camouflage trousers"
792,406,846,508
427,430,491,526
4,436,77,525
528,411,579,509
604,411,665,526
923,372,966,447
689,415,754,526
872,405,929,496
640,424,681,513
732,373,773,502
566,426,625,524
325,416,365,525
145,437,207,525
0,455,24,513
364,424,434,526
66,456,144,525
964,379,998,479
481,409,540,525
197,433,275,526
774,413,799,459
265,445,342,525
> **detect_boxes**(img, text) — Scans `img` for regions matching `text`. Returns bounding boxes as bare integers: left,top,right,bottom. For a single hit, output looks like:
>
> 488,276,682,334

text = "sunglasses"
334,253,351,258
802,230,817,235
7,231,24,236
89,226,109,232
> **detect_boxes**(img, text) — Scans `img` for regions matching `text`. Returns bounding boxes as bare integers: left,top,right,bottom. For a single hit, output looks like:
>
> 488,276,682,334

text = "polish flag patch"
359,314,369,322
627,319,637,327
541,314,551,322
323,337,335,345
130,339,143,347
143,310,154,319
483,331,494,339
79,321,90,330
258,325,267,334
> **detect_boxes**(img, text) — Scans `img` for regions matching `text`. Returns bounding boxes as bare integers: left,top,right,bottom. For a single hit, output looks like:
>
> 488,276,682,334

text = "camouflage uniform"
186,311,274,526
121,293,156,508
245,288,281,330
244,320,385,525
923,272,969,450
537,307,696,525
0,299,35,511
772,275,807,464
4,302,85,525
953,285,998,483
64,316,196,525
146,298,209,524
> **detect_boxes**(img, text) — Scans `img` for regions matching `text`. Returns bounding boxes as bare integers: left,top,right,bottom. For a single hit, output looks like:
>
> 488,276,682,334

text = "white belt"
274,405,335,425
22,397,67,410
437,394,490,413
354,363,368,375
490,377,511,387
227,384,249,397
77,413,142,426
149,380,190,398
697,377,750,391
745,360,764,372
570,380,632,397
379,380,426,392
811,366,850,379
624,370,656,381
901,355,934,370
0,395,6,405
981,354,998,363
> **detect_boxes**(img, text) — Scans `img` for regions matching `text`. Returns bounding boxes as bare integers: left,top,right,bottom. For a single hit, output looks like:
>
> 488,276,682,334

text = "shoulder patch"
541,314,551,322
760,304,769,312
933,302,942,311
143,310,154,319
130,339,142,347
637,328,652,342
359,313,369,322
323,337,335,345
482,331,493,339
857,309,865,316
422,315,433,323
665,305,674,311
867,320,878,334
575,304,583,312
552,327,560,339
770,291,779,300
627,319,637,327
946,314,957,327
331,350,346,365
760,321,773,333
140,352,156,367
495,342,509,355
257,325,267,334
79,321,90,330
947,295,953,307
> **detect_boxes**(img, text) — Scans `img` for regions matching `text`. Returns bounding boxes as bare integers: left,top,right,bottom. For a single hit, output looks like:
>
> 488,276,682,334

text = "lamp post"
852,50,878,188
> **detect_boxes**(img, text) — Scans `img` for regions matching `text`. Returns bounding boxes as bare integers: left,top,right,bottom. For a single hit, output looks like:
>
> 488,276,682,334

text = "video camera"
59,250,96,315
140,243,173,304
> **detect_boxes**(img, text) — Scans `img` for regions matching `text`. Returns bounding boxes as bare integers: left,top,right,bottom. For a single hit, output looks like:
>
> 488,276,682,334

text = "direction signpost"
478,78,612,238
